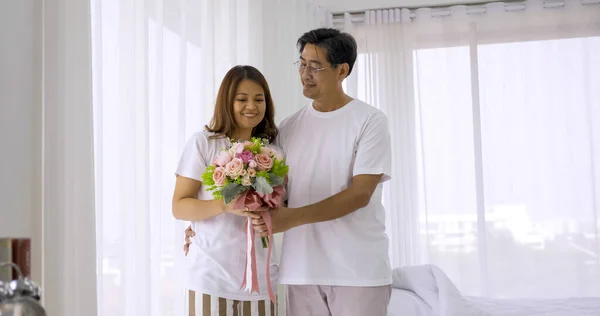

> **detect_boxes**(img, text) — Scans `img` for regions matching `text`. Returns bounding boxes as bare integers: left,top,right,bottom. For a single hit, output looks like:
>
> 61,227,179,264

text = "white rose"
242,175,252,187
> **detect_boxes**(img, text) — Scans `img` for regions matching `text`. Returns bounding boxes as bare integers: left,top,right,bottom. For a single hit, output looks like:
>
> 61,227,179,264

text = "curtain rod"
330,0,599,25
329,0,516,15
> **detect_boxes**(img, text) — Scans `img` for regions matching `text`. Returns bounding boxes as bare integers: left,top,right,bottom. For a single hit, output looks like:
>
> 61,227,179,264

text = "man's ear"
338,63,350,80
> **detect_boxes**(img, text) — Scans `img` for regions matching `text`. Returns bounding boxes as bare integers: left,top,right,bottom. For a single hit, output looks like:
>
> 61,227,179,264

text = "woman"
172,65,279,316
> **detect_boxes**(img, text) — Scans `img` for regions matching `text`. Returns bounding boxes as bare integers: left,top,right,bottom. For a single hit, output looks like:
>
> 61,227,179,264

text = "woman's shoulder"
185,130,229,152
191,130,230,142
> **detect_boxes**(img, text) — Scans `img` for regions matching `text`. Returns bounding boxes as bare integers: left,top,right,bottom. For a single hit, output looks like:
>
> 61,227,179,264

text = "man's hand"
251,206,296,237
184,225,195,256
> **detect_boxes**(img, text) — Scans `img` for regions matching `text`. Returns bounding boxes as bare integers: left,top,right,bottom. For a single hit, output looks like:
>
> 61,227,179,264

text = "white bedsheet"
387,288,433,316
388,265,600,316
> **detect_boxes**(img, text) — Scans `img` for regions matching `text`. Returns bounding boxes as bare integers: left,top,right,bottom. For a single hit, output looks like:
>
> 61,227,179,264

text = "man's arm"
254,174,383,235
293,173,382,223
253,112,392,235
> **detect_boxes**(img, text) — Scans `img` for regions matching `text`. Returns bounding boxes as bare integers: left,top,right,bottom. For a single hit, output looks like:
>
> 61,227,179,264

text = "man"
187,28,392,316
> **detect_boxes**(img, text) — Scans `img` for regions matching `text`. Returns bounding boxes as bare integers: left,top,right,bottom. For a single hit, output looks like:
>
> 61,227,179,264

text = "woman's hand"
184,198,264,256
184,225,195,256
221,195,263,219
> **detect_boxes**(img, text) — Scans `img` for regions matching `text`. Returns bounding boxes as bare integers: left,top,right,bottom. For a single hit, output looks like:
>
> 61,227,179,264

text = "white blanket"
391,265,600,316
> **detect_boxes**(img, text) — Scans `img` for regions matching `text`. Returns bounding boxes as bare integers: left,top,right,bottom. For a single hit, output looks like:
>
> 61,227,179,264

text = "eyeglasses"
294,60,329,74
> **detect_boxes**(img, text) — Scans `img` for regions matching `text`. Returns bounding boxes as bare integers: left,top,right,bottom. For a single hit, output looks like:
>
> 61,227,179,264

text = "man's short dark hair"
297,28,358,76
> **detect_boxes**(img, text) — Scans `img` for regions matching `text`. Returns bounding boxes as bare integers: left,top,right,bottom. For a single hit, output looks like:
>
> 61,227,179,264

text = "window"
412,36,600,297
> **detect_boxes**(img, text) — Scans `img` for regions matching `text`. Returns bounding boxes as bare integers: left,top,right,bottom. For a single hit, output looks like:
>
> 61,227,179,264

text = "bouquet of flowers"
201,137,288,302
202,137,288,243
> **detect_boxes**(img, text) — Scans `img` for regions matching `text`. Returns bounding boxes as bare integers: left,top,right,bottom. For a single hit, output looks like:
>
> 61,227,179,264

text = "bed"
388,265,600,316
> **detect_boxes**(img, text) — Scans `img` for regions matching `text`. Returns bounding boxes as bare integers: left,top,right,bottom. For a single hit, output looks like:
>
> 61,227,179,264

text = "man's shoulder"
350,99,387,119
279,106,309,129
274,106,309,147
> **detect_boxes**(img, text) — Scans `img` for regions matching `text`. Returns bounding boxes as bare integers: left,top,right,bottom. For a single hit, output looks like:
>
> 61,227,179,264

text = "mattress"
388,265,600,316
464,296,600,316
388,288,600,316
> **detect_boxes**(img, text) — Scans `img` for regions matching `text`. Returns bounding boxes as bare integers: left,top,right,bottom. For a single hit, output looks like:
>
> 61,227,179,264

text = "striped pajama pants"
188,290,277,316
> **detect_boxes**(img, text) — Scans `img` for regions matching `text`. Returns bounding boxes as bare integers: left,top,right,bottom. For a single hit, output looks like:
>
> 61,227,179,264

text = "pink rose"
247,168,256,177
215,150,233,167
255,154,273,171
236,150,254,163
248,160,257,168
212,167,226,187
243,141,254,148
225,158,244,177
239,169,248,177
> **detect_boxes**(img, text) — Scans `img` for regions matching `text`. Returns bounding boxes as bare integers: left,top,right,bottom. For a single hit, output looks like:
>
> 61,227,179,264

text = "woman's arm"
172,175,262,222
172,175,225,221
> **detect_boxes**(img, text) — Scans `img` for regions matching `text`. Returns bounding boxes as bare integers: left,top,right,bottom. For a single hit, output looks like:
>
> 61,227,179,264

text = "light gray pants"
285,284,392,316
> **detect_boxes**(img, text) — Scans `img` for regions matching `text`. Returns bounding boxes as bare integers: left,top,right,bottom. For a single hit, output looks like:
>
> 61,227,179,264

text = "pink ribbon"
257,185,285,209
234,190,276,304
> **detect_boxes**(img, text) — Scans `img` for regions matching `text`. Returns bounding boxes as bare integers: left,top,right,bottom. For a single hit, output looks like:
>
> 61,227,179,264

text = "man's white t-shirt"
176,131,278,300
276,99,392,286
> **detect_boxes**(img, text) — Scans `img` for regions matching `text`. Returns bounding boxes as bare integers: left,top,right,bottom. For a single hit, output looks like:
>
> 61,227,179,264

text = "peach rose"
272,150,283,161
260,146,276,157
215,150,233,167
247,168,256,177
260,146,283,161
239,169,248,177
255,154,273,171
225,158,244,177
212,166,226,187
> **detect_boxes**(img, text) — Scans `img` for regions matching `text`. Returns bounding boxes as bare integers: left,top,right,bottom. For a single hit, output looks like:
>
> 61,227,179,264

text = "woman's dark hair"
297,28,358,76
205,65,278,143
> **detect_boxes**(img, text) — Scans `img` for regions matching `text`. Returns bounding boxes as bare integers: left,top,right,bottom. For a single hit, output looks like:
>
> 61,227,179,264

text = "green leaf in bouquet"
270,159,289,178
205,184,223,197
201,165,216,187
235,176,243,185
256,170,270,181
269,174,284,187
222,183,248,204
253,176,273,195
249,137,263,154
211,189,223,200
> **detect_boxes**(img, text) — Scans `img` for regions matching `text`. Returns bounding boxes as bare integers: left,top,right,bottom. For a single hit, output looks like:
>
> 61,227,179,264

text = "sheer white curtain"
344,1,600,298
42,0,98,315
90,0,326,315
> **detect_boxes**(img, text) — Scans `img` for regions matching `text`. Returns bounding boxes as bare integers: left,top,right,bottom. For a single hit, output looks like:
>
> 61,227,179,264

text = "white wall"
0,0,43,282
323,0,489,13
